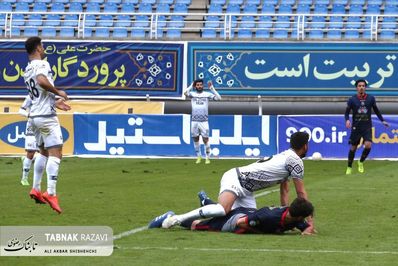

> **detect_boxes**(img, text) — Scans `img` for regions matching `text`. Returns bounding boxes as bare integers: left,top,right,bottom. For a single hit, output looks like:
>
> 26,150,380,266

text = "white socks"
46,156,60,196
205,142,211,158
175,204,226,223
194,141,201,157
21,157,32,180
33,154,47,191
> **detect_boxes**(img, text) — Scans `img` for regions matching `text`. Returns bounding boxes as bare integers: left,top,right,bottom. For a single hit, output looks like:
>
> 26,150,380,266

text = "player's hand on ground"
345,120,351,129
382,121,390,128
57,90,68,101
55,99,71,111
301,226,317,236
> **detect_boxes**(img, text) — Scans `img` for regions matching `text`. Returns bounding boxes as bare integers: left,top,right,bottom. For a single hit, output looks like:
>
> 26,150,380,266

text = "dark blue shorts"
349,126,372,146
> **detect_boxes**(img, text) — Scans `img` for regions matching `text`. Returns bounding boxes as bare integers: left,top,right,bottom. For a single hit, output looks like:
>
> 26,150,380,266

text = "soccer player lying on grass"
149,197,315,235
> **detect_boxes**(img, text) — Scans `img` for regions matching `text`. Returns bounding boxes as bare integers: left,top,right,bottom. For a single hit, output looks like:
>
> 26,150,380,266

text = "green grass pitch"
0,157,397,265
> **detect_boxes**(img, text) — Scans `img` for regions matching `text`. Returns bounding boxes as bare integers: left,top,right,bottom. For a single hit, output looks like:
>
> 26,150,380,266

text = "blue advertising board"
0,41,184,98
73,114,277,157
278,115,398,158
188,43,398,96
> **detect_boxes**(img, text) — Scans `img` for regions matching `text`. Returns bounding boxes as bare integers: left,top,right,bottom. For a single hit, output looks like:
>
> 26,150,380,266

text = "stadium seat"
24,28,39,37
367,0,383,5
209,4,223,14
297,0,313,4
11,27,21,37
27,14,43,26
296,4,311,14
262,0,278,5
53,0,69,3
278,4,292,14
243,4,257,14
138,3,152,13
226,4,240,14
329,16,343,29
131,29,146,38
237,29,252,38
362,30,372,39
142,0,156,4
174,3,188,13
121,3,135,13
346,16,361,29
176,0,191,4
11,14,25,26
384,5,398,15
88,0,104,3
42,28,57,37
348,5,363,15
84,28,94,38
0,14,5,26
84,15,97,27
258,16,272,28
159,0,174,4
17,0,34,3
331,4,345,15
15,3,30,12
95,28,110,38
32,2,47,12
115,15,131,27
379,30,396,39
344,30,360,39
308,29,324,39
241,16,255,28
381,17,396,29
273,29,288,39
327,29,342,39
0,3,12,12
69,3,83,12
63,15,79,26
51,3,65,12
313,4,328,14
156,3,170,13
274,17,290,28
385,0,398,5
228,0,243,4
70,0,86,3
166,29,181,38
98,15,113,27
156,15,167,27
246,0,261,5
279,0,295,5
59,28,75,37
122,0,139,3
205,16,221,28
86,3,101,13
315,0,330,4
107,0,122,3
202,28,217,38
220,29,235,39
350,0,365,5
134,15,150,27
255,29,270,38
366,5,380,15
261,4,274,14
168,15,184,28
104,3,119,13
113,28,128,38
333,0,348,4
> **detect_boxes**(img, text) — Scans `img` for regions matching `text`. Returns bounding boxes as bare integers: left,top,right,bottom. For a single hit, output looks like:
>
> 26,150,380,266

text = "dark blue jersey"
345,94,384,128
193,206,309,234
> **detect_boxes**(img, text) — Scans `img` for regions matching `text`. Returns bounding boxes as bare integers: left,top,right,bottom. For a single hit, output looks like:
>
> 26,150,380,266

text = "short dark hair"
193,79,203,87
290,131,309,150
289,198,314,218
355,79,367,87
25,37,42,55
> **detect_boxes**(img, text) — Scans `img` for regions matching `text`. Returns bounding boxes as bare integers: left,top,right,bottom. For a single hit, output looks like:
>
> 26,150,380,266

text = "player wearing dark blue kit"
149,197,315,235
344,79,389,175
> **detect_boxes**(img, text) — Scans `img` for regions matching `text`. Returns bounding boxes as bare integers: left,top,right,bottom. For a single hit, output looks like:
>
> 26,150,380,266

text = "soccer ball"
312,152,322,161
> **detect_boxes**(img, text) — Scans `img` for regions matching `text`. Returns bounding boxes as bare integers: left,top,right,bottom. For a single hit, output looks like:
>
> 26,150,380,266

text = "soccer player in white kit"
24,37,70,214
162,131,316,234
184,79,221,164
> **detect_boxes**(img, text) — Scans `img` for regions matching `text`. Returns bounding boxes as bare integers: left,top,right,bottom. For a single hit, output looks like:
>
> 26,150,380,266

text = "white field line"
116,246,398,255
113,189,279,240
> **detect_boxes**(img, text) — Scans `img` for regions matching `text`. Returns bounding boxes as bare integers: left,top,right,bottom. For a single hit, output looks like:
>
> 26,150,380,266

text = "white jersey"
236,149,304,192
23,59,56,118
187,90,217,122
21,95,32,111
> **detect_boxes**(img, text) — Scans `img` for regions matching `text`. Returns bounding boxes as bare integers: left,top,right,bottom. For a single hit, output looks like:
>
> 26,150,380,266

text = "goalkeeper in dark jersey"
344,79,389,175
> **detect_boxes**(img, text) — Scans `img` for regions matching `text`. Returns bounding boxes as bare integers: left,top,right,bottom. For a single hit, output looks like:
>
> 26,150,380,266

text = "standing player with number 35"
23,37,71,214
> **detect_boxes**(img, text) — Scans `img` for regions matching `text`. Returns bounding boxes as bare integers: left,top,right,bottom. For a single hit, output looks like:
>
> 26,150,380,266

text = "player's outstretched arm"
280,181,289,206
36,74,68,100
208,81,221,100
55,99,71,111
183,82,194,98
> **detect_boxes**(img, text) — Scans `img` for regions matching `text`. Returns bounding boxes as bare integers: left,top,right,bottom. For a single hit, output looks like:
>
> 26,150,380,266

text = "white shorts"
191,121,209,138
25,120,38,151
219,168,257,210
30,116,63,149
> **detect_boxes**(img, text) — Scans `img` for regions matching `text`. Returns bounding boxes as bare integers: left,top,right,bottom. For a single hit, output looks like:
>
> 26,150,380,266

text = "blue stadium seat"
384,5,398,15
59,28,75,37
159,0,174,4
156,15,167,27
156,3,170,13
362,30,371,39
296,4,311,14
113,28,128,38
278,4,292,14
385,0,398,5
202,29,217,38
154,29,164,38
209,4,223,14
381,17,396,29
115,15,131,27
274,17,290,28
86,3,101,13
63,15,79,26
313,4,328,14
15,3,30,12
205,16,221,28
246,0,260,5
255,29,270,38
141,0,156,4
51,3,65,12
138,3,152,13
17,0,34,3
88,0,104,3
2,0,14,2
243,4,257,14
261,4,274,14
70,0,86,3
53,0,69,3
33,2,47,12
175,0,191,4
24,28,39,37
241,16,255,28
344,30,360,39
346,16,361,29
237,29,252,38
228,0,243,4
0,3,12,12
168,15,184,28
45,14,61,26
84,15,97,27
329,16,343,29
379,30,396,39
98,15,113,27
308,29,324,39
134,15,149,27
350,0,365,5
333,0,348,4
261,0,278,5
220,29,235,39
0,14,6,26
84,28,93,38
104,3,119,13
273,29,288,39
108,0,122,3
367,0,383,5
122,0,139,3
42,28,57,37
11,27,21,37
297,0,313,4
315,0,330,4
258,16,272,28
69,3,83,12
131,28,146,38
121,3,135,13
279,0,295,5
166,29,181,38
12,14,25,26
327,29,342,39
348,4,363,15
27,14,43,26
331,4,345,14
226,4,240,14
174,3,188,13
95,28,110,38
366,5,380,15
